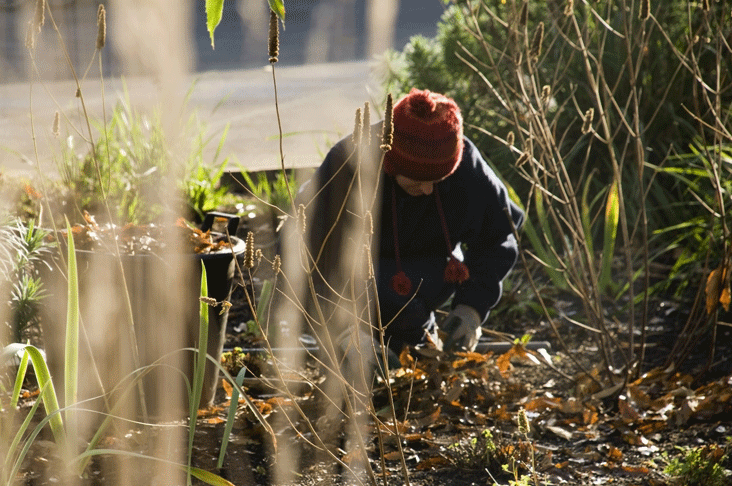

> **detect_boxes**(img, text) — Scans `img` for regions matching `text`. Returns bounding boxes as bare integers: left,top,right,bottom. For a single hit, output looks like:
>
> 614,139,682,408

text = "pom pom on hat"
391,271,413,296
384,89,464,181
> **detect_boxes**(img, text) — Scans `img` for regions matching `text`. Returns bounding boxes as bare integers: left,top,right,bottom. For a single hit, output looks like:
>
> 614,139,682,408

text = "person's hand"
442,305,482,352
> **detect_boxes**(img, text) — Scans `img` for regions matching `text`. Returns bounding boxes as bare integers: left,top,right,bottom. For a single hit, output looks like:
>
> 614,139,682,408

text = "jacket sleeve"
451,145,524,322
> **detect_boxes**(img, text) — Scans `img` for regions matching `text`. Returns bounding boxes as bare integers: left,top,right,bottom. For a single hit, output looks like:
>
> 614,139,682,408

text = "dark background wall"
0,0,445,81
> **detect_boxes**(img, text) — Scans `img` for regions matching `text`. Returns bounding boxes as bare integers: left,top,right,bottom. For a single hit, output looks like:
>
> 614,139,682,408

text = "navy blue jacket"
296,124,523,345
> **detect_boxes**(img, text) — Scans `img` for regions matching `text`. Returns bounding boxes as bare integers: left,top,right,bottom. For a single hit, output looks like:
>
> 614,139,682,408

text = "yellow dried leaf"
706,265,730,313
221,379,233,398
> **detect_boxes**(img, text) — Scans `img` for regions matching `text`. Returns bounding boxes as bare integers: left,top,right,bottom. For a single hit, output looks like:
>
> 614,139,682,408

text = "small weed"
445,429,501,472
664,443,731,486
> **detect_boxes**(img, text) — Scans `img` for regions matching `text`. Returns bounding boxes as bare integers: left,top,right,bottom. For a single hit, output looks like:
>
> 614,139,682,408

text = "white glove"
442,305,482,352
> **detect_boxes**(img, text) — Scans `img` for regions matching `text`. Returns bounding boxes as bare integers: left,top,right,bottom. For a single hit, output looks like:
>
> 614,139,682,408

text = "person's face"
394,175,436,196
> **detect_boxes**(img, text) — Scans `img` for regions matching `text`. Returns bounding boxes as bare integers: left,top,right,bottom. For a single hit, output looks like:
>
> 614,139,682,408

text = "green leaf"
205,0,225,49
189,466,236,486
64,218,79,415
268,0,286,20
599,180,619,293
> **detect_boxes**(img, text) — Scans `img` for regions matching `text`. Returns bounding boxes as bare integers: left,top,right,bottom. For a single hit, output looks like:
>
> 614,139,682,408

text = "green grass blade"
217,366,248,469
599,180,620,293
506,183,566,289
188,262,209,480
73,449,235,486
5,381,51,481
64,218,79,415
11,347,30,408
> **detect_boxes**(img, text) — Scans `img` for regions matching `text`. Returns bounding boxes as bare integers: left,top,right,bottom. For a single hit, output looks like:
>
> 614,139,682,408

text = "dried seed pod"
52,111,60,137
268,10,279,63
199,296,217,306
364,210,374,236
564,0,574,16
530,22,544,60
352,107,362,146
519,1,528,28
581,107,594,134
640,0,650,20
380,93,394,152
75,87,81,98
361,101,371,146
255,248,263,263
25,22,35,50
541,85,551,106
506,131,515,147
245,231,255,269
518,409,530,435
272,254,281,274
297,204,307,235
364,244,374,280
33,0,45,33
96,5,106,50
516,151,530,167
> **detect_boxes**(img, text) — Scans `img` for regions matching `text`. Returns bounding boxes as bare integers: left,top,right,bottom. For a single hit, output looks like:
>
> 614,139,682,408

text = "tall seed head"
352,107,362,146
25,21,35,50
581,107,594,134
361,102,371,146
272,254,281,274
518,409,530,435
52,111,60,137
640,0,650,20
33,0,45,33
530,22,545,60
380,93,394,152
96,5,106,50
268,10,279,63
245,231,255,269
297,204,307,235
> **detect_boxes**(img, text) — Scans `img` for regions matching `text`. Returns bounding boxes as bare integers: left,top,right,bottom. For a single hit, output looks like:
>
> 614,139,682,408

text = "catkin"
245,231,255,269
268,10,279,63
96,5,106,50
530,22,544,60
361,102,371,146
581,107,594,134
52,111,60,137
380,93,394,152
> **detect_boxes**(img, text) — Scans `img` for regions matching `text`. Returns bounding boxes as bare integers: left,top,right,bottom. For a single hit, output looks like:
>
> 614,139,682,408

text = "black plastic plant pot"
39,212,246,424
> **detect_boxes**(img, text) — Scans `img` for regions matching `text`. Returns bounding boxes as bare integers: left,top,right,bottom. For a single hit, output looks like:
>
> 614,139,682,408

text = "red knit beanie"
384,89,464,181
